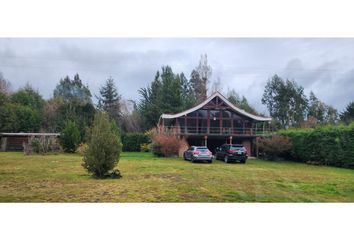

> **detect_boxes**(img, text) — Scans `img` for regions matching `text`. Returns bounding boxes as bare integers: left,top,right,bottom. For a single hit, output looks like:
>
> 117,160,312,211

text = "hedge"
278,123,354,168
121,132,150,152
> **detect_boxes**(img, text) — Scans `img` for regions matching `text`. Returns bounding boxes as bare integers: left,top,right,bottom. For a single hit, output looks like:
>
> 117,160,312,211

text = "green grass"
1,152,354,202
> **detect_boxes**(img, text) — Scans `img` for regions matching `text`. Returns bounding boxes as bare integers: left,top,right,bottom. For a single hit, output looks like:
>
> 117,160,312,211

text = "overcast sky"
1,38,354,114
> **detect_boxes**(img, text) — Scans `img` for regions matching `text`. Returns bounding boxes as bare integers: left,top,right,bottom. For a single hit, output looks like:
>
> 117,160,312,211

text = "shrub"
82,112,122,178
151,130,187,157
121,132,150,152
257,135,292,160
140,143,150,152
278,123,354,168
60,120,81,153
23,136,61,155
76,143,88,156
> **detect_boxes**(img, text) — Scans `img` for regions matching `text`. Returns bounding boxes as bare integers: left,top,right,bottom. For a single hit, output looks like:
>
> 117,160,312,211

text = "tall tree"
11,84,45,111
262,75,308,128
190,54,212,103
97,77,121,125
177,72,196,110
53,74,95,138
53,74,92,104
138,66,195,130
120,99,141,133
227,89,258,114
307,91,338,124
340,101,354,124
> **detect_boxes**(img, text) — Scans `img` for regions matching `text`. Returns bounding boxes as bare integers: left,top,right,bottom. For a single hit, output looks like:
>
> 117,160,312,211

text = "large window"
233,119,243,134
198,119,208,133
187,118,197,133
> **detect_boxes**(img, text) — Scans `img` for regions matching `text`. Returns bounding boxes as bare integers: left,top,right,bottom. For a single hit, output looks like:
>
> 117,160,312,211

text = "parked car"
215,144,248,163
183,146,213,163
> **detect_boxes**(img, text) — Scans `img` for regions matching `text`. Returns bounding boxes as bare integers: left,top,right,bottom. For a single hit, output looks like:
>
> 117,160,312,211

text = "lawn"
1,152,354,202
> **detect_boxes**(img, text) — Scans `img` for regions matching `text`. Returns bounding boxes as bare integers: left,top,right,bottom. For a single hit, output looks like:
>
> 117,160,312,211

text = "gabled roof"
160,91,272,122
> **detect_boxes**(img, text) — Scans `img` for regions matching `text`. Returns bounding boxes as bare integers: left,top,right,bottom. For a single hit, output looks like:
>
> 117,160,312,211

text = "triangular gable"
160,91,272,122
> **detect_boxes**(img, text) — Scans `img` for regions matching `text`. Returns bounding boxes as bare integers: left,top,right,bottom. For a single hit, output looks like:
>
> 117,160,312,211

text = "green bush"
82,112,122,178
121,132,149,152
278,123,354,168
257,135,292,160
60,120,81,153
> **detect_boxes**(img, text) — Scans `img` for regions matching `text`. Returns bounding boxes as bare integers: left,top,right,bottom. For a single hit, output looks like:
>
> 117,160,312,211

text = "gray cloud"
0,38,354,113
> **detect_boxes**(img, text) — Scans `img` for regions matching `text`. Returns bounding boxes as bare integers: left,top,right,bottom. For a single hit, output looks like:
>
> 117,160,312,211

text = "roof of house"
160,91,272,122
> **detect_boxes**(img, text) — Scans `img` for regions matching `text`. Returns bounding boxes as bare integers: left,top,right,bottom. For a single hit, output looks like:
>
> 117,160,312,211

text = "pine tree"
340,101,354,124
82,112,122,178
97,77,121,125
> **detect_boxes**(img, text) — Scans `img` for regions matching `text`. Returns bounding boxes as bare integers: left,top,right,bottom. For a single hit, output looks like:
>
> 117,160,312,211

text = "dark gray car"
215,144,248,163
183,146,213,163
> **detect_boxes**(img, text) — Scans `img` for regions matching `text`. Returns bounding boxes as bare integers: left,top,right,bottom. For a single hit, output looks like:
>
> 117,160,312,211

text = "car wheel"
241,159,246,164
191,157,195,163
183,153,187,160
208,160,212,164
224,155,229,163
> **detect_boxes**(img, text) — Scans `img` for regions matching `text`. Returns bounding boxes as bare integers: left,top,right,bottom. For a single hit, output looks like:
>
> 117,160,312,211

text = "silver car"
183,146,213,163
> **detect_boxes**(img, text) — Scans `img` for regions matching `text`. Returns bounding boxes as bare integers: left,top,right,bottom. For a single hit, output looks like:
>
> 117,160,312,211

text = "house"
157,92,272,156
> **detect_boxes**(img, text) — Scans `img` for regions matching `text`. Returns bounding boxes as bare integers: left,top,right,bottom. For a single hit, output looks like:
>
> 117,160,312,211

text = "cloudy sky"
0,38,354,114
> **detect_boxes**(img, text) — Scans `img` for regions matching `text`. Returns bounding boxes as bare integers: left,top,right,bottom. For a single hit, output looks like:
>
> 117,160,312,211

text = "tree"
53,74,92,103
82,112,122,178
60,120,81,153
190,54,212,103
138,66,194,130
42,97,64,132
53,74,95,139
0,103,41,132
97,77,121,125
11,84,45,111
0,72,11,95
262,75,308,129
307,91,338,125
178,73,196,110
227,89,258,114
120,99,141,133
138,71,163,130
340,101,354,124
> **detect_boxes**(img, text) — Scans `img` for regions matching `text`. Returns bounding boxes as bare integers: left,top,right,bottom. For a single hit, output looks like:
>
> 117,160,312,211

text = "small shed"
0,133,60,151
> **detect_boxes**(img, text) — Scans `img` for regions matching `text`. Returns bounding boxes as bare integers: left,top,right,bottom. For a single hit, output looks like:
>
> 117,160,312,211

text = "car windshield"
196,148,208,152
230,145,243,150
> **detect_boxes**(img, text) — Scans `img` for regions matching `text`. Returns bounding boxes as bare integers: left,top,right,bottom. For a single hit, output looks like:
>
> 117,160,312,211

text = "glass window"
222,110,231,118
210,117,220,134
233,120,243,134
187,111,197,117
210,110,220,119
198,119,207,134
187,118,197,133
197,110,208,118
232,112,242,119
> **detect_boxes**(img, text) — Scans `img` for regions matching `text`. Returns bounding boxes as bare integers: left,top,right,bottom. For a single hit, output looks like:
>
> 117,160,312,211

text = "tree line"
1,55,354,139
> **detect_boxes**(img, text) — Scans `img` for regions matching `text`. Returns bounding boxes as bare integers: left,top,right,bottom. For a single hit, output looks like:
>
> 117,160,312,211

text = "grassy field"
1,152,354,202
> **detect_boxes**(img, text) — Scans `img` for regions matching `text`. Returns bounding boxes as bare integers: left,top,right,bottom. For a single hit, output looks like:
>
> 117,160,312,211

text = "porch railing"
158,126,272,136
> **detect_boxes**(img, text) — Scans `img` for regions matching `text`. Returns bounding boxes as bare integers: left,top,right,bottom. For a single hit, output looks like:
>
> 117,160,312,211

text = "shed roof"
0,133,60,137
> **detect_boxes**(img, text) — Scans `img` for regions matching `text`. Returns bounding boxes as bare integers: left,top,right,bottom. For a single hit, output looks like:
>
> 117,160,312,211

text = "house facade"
157,92,272,156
